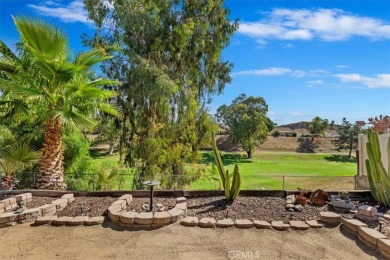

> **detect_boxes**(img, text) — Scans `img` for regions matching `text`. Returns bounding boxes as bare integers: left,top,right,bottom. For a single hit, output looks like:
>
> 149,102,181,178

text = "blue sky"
1,0,389,125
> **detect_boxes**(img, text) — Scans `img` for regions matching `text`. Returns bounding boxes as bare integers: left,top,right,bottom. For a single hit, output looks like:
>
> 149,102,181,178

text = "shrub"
271,130,280,137
63,131,91,174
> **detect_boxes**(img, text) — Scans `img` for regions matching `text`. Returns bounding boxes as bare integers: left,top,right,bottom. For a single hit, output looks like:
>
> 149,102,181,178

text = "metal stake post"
150,185,154,211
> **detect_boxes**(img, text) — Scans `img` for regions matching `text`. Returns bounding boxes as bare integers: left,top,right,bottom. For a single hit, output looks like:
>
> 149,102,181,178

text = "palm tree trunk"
0,176,17,190
36,118,66,190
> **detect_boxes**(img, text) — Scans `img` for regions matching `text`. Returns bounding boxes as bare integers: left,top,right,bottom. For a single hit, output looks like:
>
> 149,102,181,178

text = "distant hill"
215,135,337,153
277,121,309,130
277,121,339,131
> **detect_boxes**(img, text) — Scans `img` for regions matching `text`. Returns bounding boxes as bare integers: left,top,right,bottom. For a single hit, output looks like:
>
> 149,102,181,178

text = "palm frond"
66,75,118,100
0,141,39,176
0,78,42,97
0,99,31,119
13,16,68,63
73,49,112,71
97,102,121,117
0,57,18,74
0,40,21,63
57,109,98,131
87,78,120,89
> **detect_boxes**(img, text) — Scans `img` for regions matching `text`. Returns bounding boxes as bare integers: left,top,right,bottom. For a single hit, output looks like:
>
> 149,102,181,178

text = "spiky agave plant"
365,129,390,206
211,133,241,201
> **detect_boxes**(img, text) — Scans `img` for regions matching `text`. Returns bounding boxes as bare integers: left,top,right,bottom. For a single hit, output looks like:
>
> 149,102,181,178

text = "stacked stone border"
319,211,390,259
108,195,187,228
180,214,323,230
0,193,105,228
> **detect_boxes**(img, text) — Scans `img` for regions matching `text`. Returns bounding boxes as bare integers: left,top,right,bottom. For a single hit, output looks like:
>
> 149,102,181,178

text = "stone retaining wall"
108,195,186,228
0,193,104,228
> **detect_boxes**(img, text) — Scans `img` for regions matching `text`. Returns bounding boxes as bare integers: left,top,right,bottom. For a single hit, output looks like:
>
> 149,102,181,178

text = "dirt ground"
0,222,384,260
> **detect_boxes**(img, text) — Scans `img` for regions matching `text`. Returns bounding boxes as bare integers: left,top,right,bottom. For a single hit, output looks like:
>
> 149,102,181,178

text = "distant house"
295,128,310,137
324,129,339,138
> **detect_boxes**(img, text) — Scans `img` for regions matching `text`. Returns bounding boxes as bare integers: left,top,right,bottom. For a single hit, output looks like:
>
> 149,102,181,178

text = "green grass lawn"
190,151,357,190
89,149,357,191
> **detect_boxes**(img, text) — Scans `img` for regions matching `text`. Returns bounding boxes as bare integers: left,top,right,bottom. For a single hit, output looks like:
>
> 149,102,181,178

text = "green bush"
63,131,91,174
271,130,280,137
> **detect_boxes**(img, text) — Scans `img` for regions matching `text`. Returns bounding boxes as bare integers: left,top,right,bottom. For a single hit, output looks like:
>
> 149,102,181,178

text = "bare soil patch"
0,223,383,259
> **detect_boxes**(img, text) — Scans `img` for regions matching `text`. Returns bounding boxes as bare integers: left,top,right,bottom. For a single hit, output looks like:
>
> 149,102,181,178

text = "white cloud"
282,43,294,48
28,0,93,25
232,67,292,77
336,65,349,69
334,73,390,88
238,8,390,44
307,80,324,87
232,67,328,78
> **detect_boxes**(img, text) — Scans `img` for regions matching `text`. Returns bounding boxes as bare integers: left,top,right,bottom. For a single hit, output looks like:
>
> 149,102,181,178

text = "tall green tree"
83,0,238,188
0,17,119,190
216,94,274,159
307,116,329,138
333,118,361,158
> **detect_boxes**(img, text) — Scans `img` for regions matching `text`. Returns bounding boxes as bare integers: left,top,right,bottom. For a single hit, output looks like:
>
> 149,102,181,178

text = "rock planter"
181,216,199,227
235,219,254,229
289,221,310,230
253,220,272,229
0,193,63,228
109,195,186,229
320,211,341,225
271,221,290,231
338,215,390,259
199,218,216,228
305,220,324,228
216,218,235,228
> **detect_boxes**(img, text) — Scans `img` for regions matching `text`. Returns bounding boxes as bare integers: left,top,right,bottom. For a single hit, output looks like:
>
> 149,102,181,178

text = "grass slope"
191,151,357,190
89,149,357,191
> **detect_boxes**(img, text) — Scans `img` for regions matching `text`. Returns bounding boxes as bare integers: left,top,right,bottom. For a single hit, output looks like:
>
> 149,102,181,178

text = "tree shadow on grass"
296,137,318,153
90,148,108,158
201,152,252,165
324,154,357,163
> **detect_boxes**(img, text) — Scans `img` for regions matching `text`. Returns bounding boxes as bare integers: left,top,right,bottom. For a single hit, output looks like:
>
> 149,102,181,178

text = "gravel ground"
26,197,56,209
186,196,323,222
127,197,176,213
57,196,117,217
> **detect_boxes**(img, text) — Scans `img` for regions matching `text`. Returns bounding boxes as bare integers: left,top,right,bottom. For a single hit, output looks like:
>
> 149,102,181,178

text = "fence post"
92,174,95,191
354,175,357,190
282,175,285,190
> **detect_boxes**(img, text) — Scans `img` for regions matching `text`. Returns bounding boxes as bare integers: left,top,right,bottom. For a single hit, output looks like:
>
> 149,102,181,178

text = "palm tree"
0,138,40,190
95,165,119,191
0,17,119,190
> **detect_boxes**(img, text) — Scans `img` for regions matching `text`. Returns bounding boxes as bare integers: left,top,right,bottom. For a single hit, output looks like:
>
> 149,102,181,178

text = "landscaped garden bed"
56,196,117,217
186,196,322,222
126,197,176,213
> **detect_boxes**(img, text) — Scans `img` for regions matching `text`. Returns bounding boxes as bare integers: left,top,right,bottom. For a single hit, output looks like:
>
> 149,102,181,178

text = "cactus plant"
365,129,390,207
211,133,242,201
